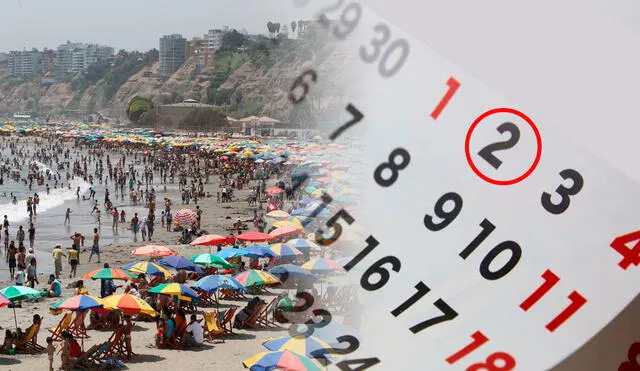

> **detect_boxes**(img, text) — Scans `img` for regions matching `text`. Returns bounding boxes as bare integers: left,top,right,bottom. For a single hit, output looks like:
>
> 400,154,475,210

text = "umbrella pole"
13,306,17,329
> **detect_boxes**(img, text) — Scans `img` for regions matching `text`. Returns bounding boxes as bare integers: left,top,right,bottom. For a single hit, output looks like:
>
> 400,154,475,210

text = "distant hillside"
0,29,347,125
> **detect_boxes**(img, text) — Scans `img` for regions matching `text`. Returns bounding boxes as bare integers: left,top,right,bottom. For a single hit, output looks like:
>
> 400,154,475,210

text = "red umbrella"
266,186,285,195
0,293,10,307
269,226,303,239
237,231,275,242
174,209,198,227
190,234,229,246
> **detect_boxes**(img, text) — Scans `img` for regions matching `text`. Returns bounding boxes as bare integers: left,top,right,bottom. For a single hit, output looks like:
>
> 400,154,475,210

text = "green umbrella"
189,254,234,269
0,286,45,328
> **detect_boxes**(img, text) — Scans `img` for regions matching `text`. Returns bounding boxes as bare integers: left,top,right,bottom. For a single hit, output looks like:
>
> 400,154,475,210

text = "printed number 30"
541,169,584,215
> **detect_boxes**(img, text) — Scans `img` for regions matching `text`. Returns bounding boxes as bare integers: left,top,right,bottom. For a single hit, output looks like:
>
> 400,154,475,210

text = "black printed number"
289,69,317,104
336,358,381,371
541,169,584,215
424,192,463,231
373,148,411,187
310,335,360,365
477,122,520,169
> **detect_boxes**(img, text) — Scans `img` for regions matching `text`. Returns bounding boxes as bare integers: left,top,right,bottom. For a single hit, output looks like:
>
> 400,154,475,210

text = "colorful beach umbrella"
190,253,234,269
102,294,157,316
148,283,199,301
263,336,333,358
190,234,229,246
269,226,304,239
0,293,10,307
285,239,320,254
273,219,304,229
0,285,43,302
174,209,198,227
158,256,205,273
52,294,105,312
216,248,249,259
269,243,303,258
123,261,172,279
192,275,247,293
301,258,344,274
82,268,137,281
131,244,177,257
244,244,278,258
237,231,275,243
234,270,281,287
243,350,322,371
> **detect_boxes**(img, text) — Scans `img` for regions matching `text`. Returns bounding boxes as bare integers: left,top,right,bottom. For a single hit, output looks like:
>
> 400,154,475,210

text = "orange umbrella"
131,244,177,257
190,234,229,246
237,231,275,242
269,226,303,239
266,186,285,195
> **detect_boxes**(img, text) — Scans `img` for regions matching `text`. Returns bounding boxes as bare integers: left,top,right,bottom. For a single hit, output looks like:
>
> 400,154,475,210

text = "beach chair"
203,311,225,343
197,291,218,307
256,297,279,328
99,326,131,360
70,342,108,369
237,302,266,329
49,312,73,341
68,311,89,339
15,319,45,353
219,288,246,300
221,307,237,335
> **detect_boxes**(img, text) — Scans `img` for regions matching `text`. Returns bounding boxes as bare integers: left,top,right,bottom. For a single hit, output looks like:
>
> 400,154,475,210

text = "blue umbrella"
269,264,317,279
192,275,247,293
215,248,248,259
158,256,204,274
245,244,278,258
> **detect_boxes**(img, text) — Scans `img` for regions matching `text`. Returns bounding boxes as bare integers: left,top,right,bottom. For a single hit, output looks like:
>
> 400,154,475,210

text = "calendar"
284,1,640,370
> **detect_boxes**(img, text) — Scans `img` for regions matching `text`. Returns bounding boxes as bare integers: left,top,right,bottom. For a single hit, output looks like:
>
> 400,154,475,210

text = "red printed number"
446,331,516,371
610,230,640,270
520,269,587,332
431,77,460,120
618,342,640,371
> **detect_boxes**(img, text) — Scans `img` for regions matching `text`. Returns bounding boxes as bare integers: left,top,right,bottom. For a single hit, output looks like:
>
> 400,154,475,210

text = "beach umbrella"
263,335,333,358
190,253,235,269
0,293,10,307
82,268,137,281
269,264,317,280
216,248,249,259
269,243,303,258
244,244,278,258
0,286,43,328
285,239,320,254
237,231,275,243
243,350,322,371
266,210,290,219
102,294,157,316
301,258,344,274
174,209,198,227
148,283,199,301
234,270,281,287
52,294,105,312
266,186,285,195
192,275,247,293
131,244,177,257
273,219,304,229
270,226,304,239
190,234,229,246
122,261,172,279
158,256,205,273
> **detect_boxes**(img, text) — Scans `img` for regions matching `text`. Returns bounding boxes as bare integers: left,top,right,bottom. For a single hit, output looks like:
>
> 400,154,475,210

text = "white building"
202,29,227,60
55,41,114,78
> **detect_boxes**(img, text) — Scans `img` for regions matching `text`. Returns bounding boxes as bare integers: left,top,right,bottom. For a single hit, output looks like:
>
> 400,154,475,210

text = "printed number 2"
541,169,584,215
477,122,520,169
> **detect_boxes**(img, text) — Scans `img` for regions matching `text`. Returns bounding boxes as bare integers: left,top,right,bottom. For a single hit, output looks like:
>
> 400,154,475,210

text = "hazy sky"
0,0,316,52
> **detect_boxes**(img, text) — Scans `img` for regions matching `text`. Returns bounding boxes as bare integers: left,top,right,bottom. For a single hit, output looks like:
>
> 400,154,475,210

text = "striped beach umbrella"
269,243,303,258
52,294,104,312
102,294,157,316
190,253,234,269
243,350,322,371
131,244,177,257
234,270,281,287
82,268,137,281
122,261,172,279
174,209,198,227
301,258,344,274
148,283,199,301
263,335,333,358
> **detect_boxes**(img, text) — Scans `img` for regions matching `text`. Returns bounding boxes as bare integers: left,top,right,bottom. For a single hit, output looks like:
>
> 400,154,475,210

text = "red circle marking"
464,108,542,186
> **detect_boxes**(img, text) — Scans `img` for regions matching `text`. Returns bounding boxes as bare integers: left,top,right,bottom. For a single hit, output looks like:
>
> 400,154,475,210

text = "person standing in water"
88,228,100,263
64,208,71,225
131,213,139,242
28,223,35,250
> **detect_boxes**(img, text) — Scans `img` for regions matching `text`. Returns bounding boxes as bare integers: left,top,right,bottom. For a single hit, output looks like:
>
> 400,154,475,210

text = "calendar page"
284,1,640,370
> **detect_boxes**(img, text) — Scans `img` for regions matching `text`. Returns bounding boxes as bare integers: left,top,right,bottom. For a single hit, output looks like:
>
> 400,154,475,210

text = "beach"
0,127,361,371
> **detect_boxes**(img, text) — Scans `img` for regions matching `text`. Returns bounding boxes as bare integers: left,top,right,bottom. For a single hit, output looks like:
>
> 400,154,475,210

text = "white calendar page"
291,3,640,370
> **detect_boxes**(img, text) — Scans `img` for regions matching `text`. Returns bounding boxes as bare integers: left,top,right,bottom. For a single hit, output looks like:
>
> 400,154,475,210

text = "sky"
0,0,317,52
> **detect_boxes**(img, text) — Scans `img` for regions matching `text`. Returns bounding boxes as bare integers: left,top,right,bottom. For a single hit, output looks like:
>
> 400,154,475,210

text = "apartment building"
55,41,114,78
159,34,187,77
7,49,43,76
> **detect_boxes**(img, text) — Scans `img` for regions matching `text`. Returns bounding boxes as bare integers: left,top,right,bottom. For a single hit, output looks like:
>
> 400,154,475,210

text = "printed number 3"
541,169,584,215
360,24,390,63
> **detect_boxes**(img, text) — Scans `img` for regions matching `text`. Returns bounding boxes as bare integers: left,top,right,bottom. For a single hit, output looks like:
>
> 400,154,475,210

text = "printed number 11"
431,77,460,120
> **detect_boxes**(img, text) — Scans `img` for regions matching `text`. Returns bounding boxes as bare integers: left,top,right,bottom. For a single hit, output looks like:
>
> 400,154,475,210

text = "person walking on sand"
131,213,139,242
165,210,172,232
68,247,79,278
88,228,100,263
46,336,56,371
52,244,66,279
8,242,17,277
